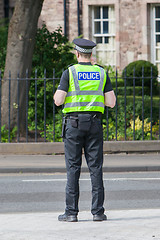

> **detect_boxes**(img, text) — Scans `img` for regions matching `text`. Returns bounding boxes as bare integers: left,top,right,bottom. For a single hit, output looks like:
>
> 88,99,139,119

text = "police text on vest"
78,72,100,80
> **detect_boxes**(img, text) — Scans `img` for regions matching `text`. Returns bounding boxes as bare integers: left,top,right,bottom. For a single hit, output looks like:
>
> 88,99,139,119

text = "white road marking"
22,178,160,182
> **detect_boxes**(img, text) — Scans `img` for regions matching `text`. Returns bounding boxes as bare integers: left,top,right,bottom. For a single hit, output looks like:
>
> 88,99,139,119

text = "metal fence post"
150,67,153,140
53,69,55,142
142,67,144,140
106,69,109,140
159,82,160,140
17,72,20,142
133,67,135,140
115,69,118,141
35,69,38,142
44,69,46,142
8,71,11,142
124,68,127,140
0,70,1,142
26,69,29,142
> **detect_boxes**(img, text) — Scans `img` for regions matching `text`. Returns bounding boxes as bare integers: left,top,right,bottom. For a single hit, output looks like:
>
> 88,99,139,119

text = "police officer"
54,38,116,222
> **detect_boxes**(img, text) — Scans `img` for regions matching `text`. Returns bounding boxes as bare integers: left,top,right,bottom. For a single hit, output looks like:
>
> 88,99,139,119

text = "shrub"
0,125,17,142
32,24,76,78
122,60,158,95
40,109,63,142
102,96,159,141
28,25,76,130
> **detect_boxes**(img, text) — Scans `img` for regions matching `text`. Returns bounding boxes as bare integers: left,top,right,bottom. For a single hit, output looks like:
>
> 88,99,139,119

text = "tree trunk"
1,0,44,134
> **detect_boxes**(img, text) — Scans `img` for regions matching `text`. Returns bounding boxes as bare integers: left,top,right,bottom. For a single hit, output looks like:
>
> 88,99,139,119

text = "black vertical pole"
44,69,46,142
150,67,153,140
64,0,67,36
0,70,1,142
124,68,127,140
53,69,55,142
77,0,81,36
61,68,64,121
26,69,29,142
17,72,20,142
106,69,109,140
133,67,135,140
115,69,118,141
35,69,37,142
4,0,9,19
8,71,11,142
142,67,144,140
159,82,160,140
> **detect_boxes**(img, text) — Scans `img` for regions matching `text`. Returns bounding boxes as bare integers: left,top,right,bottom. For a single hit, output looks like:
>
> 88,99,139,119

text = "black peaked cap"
73,38,96,53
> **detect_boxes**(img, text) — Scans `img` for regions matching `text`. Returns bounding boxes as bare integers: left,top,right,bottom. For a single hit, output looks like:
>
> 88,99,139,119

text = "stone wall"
119,0,147,70
40,0,80,40
39,0,64,32
68,0,79,40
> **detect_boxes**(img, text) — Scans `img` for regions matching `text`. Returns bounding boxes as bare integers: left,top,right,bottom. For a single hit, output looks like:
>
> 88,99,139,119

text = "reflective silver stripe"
66,90,103,97
98,67,105,90
64,102,104,108
69,66,80,91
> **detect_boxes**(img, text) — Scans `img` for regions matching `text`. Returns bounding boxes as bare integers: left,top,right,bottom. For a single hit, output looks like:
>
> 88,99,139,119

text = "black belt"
66,112,102,119
66,114,101,119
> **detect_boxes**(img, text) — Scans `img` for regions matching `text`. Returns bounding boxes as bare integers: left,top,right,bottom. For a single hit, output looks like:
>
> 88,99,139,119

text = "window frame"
151,4,160,70
91,5,116,67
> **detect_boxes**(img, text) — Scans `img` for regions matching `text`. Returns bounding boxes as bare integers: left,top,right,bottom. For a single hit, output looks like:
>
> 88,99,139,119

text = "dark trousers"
64,116,105,216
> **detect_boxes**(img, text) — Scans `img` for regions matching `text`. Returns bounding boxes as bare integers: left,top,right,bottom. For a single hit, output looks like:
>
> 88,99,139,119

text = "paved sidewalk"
0,209,160,240
0,153,160,173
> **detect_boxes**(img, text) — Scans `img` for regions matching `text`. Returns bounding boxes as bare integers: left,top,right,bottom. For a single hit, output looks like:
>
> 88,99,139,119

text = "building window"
151,5,160,74
92,5,115,67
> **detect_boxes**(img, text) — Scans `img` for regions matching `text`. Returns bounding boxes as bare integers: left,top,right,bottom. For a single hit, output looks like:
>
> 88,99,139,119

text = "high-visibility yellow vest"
63,64,106,114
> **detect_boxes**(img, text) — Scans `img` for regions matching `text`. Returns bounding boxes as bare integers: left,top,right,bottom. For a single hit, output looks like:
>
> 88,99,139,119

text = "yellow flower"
130,116,151,133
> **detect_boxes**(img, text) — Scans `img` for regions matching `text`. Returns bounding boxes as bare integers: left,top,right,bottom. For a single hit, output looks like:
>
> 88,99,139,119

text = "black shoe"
58,213,78,222
93,213,107,221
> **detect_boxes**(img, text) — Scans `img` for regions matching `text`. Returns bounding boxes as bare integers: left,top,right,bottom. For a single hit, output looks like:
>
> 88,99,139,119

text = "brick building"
1,0,160,72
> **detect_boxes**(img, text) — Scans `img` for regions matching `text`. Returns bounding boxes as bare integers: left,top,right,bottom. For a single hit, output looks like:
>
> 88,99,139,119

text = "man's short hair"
78,51,92,59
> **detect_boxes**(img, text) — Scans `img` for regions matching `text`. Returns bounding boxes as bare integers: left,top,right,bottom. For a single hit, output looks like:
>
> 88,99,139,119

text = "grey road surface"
0,153,160,173
1,172,160,213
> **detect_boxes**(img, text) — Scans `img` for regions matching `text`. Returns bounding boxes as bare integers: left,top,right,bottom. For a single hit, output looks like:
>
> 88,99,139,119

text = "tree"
1,0,44,133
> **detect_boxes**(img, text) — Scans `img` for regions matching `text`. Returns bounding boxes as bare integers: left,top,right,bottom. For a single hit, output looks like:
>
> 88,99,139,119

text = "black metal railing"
0,68,160,143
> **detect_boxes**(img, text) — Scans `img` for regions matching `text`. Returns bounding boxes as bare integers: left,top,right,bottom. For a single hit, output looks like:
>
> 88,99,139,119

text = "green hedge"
122,60,159,95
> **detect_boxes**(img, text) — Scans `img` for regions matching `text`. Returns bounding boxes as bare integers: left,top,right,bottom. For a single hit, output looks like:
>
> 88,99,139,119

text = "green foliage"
32,24,76,77
40,109,63,142
0,125,17,142
111,77,124,88
102,96,159,141
28,25,76,128
103,115,159,141
115,86,150,96
122,60,158,95
28,78,55,127
0,20,8,73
